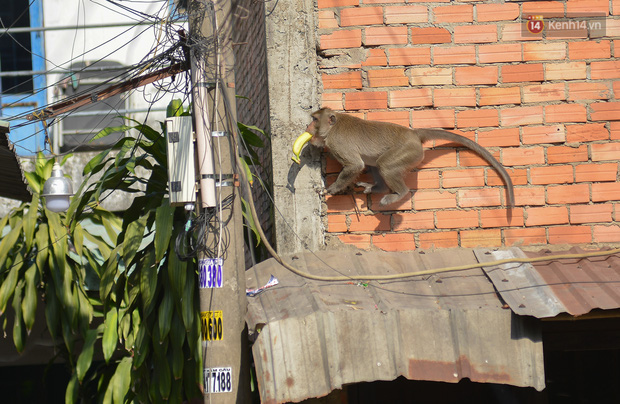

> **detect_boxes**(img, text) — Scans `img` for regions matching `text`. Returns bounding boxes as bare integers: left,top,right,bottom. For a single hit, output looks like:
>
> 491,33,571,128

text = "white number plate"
199,258,223,289
205,367,232,393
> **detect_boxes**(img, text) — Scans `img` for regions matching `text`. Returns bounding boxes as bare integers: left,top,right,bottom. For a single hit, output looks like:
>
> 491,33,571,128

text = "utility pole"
188,0,250,402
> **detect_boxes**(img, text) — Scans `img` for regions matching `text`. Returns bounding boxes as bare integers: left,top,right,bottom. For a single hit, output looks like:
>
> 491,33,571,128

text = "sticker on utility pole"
201,311,223,341
204,367,232,393
199,258,223,289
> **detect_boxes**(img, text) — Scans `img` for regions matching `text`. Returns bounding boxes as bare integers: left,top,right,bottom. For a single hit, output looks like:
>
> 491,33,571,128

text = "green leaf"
167,99,183,117
23,195,39,251
22,264,38,332
158,287,173,342
73,223,84,258
0,222,23,270
90,125,131,143
65,373,79,404
154,201,174,263
0,263,20,316
112,357,132,404
23,172,43,194
12,280,25,353
77,327,99,381
238,122,266,147
181,265,195,332
139,249,157,314
122,215,147,268
102,307,118,363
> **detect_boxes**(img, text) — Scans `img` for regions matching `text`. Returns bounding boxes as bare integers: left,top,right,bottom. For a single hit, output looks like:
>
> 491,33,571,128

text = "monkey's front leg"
326,162,365,195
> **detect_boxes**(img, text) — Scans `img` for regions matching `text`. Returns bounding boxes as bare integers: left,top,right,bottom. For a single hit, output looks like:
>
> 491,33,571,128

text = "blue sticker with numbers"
199,258,223,289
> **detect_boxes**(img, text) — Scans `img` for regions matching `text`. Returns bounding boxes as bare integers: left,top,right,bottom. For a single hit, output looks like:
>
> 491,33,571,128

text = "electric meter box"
165,116,196,206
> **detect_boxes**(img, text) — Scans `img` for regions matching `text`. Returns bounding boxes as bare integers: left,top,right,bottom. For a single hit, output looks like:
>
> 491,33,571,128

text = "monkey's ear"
328,114,336,126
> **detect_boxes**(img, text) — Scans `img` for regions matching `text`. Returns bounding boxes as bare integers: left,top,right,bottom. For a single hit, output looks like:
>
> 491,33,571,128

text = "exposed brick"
368,68,408,87
364,26,408,46
480,208,524,228
389,88,433,108
522,83,566,103
460,229,502,248
544,62,587,80
369,192,412,211
459,149,499,167
522,124,565,144
319,10,339,29
523,43,566,61
593,225,620,243
366,110,410,127
455,66,498,85
500,106,543,126
340,7,383,27
501,23,541,42
454,24,497,44
592,183,620,202
547,145,588,164
410,67,452,86
362,0,404,3
570,204,613,224
575,162,618,182
348,213,391,232
502,64,544,83
419,149,457,169
441,168,485,189
362,49,387,66
326,194,367,212
548,226,592,244
477,127,520,147
344,91,388,110
487,167,528,186
591,61,620,79
436,210,478,229
526,206,568,226
318,0,359,8
372,233,416,251
522,1,565,17
612,122,620,140
434,88,476,107
592,19,620,38
478,43,521,63
614,81,620,98
419,231,459,249
337,234,371,249
458,188,501,207
328,214,348,232
433,4,473,23
412,109,454,128
504,228,547,246
531,165,574,185
568,82,611,101
590,102,620,121
547,183,590,204
322,92,343,110
433,45,476,65
476,3,519,22
457,109,499,128
514,187,547,206
566,123,609,142
592,143,620,162
388,48,431,66
566,0,609,16
568,40,611,59
545,104,587,123
405,170,440,190
502,147,545,166
385,5,428,24
410,27,451,44
614,0,620,15
320,29,362,50
414,190,457,210
479,87,521,106
393,211,434,231
322,71,363,89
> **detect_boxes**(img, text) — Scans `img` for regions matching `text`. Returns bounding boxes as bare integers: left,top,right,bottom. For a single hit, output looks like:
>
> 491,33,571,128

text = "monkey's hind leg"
376,147,423,206
326,160,365,195
356,167,388,194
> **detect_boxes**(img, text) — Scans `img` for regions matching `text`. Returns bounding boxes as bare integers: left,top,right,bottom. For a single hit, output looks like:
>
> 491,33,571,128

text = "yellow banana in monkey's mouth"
291,131,313,164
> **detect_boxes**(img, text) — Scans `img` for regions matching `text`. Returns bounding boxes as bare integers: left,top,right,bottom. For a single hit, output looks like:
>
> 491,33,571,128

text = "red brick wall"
318,0,620,251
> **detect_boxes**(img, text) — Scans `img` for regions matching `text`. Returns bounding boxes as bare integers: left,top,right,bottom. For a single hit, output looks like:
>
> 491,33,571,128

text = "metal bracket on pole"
211,130,228,138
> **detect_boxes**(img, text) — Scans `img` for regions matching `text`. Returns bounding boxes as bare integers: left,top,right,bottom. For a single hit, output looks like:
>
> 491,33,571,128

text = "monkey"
305,107,515,207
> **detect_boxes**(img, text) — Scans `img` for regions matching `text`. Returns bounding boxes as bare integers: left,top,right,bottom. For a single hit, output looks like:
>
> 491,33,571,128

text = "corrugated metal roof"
479,247,620,318
0,122,31,202
246,248,545,404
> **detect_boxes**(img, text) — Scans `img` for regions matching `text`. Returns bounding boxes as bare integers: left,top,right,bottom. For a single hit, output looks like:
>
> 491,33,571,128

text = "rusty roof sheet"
0,123,31,202
479,247,620,318
246,248,545,403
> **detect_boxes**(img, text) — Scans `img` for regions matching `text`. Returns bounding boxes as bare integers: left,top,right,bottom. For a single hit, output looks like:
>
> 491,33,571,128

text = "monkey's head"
306,108,336,148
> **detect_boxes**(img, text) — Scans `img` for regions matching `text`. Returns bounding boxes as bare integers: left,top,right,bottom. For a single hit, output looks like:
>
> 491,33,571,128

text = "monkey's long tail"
415,129,515,207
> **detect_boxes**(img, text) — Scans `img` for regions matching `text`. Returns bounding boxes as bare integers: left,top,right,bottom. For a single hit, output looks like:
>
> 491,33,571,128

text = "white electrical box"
165,116,196,206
